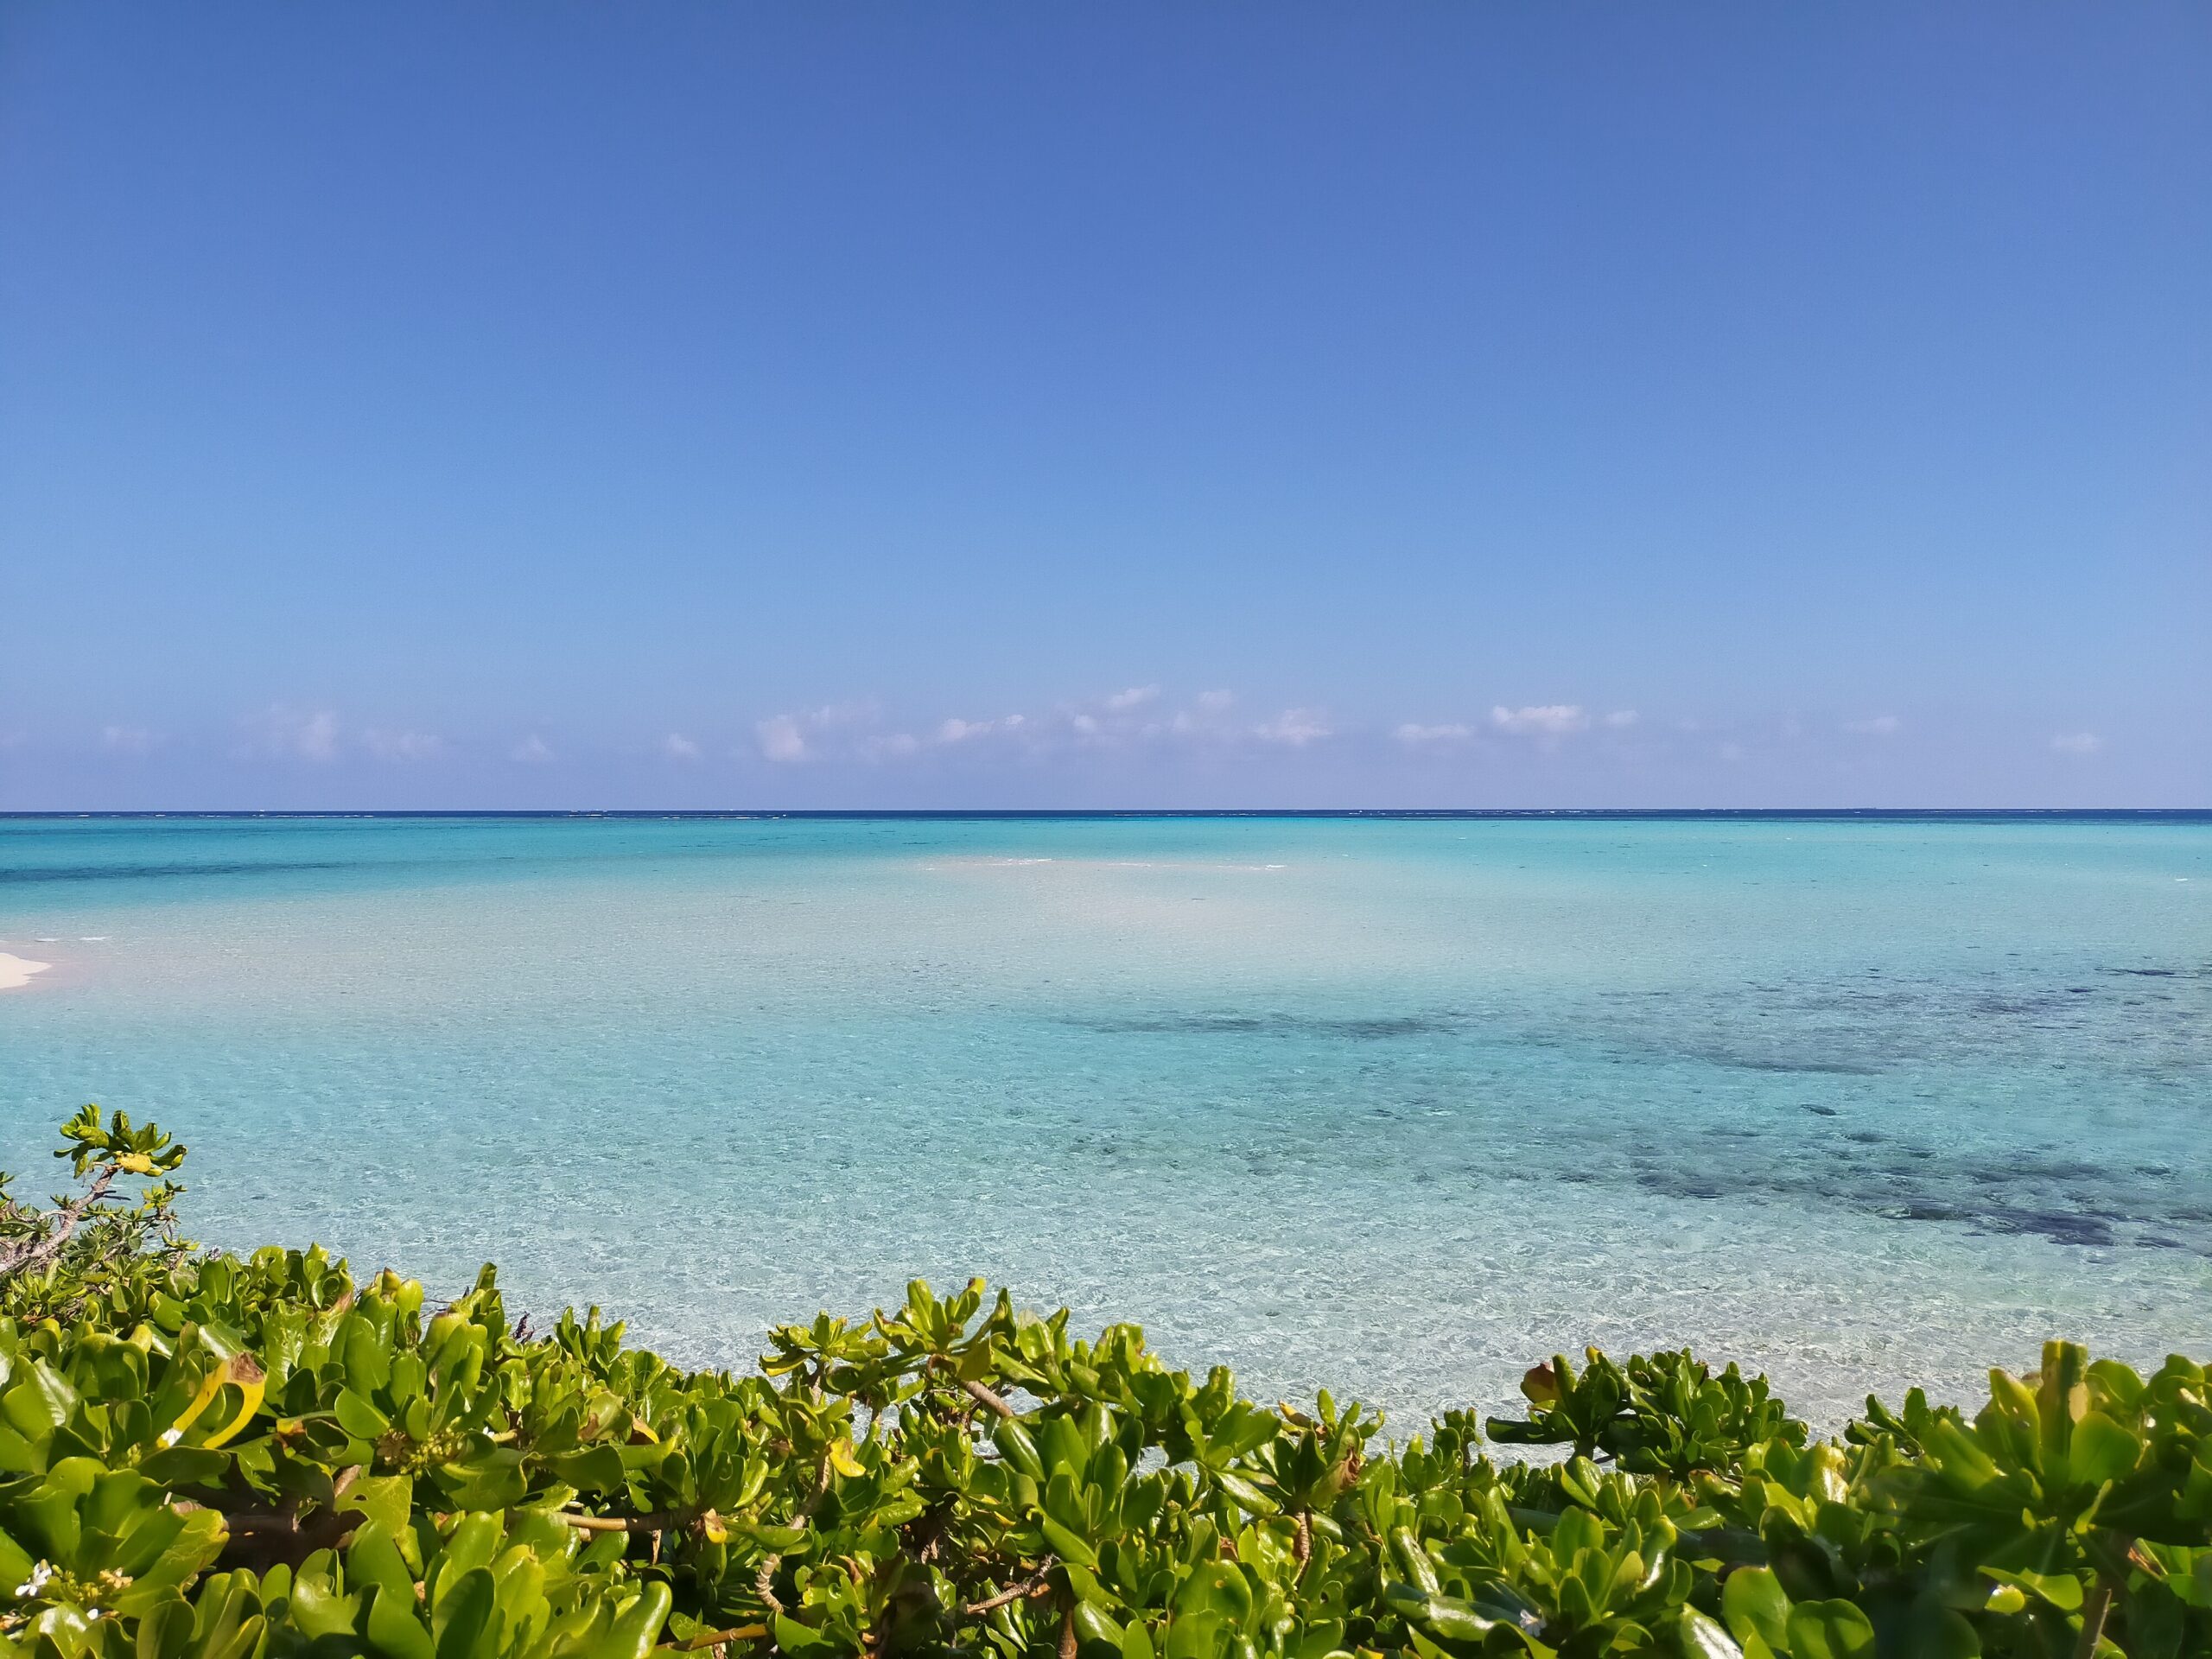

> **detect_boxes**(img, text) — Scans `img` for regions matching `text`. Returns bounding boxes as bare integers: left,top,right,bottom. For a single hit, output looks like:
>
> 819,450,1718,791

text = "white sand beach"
0,952,54,991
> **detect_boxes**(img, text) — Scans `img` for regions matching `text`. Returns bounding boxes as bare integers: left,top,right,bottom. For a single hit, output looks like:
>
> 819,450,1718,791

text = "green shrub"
3,1108,2207,1659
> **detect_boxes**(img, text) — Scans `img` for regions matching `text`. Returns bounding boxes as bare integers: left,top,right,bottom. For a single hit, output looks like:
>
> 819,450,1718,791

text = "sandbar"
0,952,53,991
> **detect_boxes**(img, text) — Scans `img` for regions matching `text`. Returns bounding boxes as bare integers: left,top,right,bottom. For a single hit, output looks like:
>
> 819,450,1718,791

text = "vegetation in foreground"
2,1110,2208,1659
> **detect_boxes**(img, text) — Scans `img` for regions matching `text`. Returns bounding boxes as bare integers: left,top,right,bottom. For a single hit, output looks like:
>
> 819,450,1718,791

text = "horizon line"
3,807,2208,822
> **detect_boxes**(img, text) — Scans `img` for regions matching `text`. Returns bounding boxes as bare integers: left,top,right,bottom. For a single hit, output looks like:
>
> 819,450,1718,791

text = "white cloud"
1844,715,1902,736
743,689,1360,765
661,733,701,761
935,715,1025,745
2051,731,2103,756
754,702,878,764
365,729,444,762
1491,703,1587,736
1168,690,1239,737
101,724,156,754
1604,709,1640,729
1395,722,1474,747
756,715,808,763
1255,708,1332,747
1719,741,1747,763
242,706,340,762
511,734,556,765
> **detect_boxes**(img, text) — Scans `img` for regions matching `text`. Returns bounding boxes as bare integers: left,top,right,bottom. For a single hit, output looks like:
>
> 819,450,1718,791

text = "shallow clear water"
3,813,2208,1430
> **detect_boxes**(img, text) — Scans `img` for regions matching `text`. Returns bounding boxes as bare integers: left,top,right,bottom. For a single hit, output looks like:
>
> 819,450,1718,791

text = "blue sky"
2,3,2205,809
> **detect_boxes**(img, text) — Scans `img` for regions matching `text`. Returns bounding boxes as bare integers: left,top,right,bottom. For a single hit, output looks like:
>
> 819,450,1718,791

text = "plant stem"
0,1163,118,1279
663,1625,767,1651
560,1511,682,1533
960,1377,1017,1420
963,1566,1055,1616
2074,1576,2113,1659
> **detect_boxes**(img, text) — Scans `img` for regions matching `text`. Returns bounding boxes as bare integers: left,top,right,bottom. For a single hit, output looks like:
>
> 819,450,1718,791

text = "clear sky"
2,3,2205,810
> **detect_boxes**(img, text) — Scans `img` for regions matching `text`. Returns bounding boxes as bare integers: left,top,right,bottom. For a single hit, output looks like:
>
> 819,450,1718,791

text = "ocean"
3,811,2206,1430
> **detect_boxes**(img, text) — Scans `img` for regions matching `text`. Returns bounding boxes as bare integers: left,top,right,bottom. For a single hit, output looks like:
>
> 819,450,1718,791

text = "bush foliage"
3,1109,2208,1659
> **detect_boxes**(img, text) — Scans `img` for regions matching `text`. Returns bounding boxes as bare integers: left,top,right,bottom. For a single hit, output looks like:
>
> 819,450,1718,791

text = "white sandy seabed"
0,951,53,991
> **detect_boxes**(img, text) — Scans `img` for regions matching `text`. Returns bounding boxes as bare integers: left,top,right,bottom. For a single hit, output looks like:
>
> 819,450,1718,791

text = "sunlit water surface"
3,813,2207,1430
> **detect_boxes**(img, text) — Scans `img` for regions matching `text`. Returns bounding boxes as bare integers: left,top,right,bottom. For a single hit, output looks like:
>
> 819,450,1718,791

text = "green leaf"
1074,1603,1125,1648
597,1583,672,1659
288,1559,359,1641
1213,1471,1276,1516
133,1593,196,1659
431,1565,494,1659
1040,1512,1100,1568
1676,1608,1746,1659
1039,1416,1090,1479
734,1522,809,1551
347,1525,417,1610
1783,1600,1876,1659
993,1420,1046,1483
433,1514,504,1600
365,1584,436,1659
16,1456,98,1561
1721,1567,1790,1650
129,1507,226,1597
1172,1563,1252,1627
1893,1601,1981,1659
1389,1527,1440,1596
26,1604,99,1659
439,1448,526,1513
549,1445,626,1495
772,1614,835,1657
1980,1568,2083,1613
209,1614,270,1659
334,1389,391,1440
0,1524,35,1596
1409,1594,1499,1643
340,1475,414,1539
5,1362,80,1437
1163,1611,1224,1659
2067,1410,2139,1488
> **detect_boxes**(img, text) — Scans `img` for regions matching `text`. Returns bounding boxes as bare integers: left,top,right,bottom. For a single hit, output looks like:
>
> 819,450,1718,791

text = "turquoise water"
3,813,2208,1428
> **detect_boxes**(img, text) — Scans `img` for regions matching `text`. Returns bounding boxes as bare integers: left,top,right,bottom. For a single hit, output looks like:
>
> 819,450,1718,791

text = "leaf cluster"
3,1110,2209,1659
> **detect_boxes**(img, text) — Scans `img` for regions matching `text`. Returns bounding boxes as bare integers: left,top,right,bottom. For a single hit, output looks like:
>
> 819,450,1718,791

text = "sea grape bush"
3,1111,2209,1659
